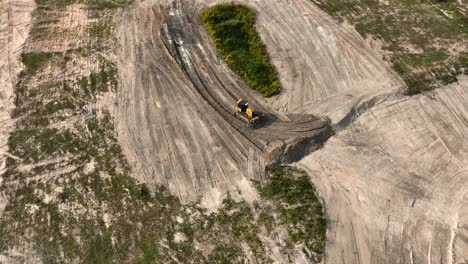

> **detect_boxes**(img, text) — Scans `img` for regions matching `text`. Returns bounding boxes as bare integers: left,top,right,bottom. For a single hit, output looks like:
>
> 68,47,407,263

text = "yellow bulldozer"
234,99,265,128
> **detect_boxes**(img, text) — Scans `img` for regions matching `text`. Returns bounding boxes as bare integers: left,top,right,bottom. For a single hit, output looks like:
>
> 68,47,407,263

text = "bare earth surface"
0,0,34,176
116,0,468,263
1,0,467,262
248,0,405,122
116,0,333,203
299,77,468,263
0,0,35,217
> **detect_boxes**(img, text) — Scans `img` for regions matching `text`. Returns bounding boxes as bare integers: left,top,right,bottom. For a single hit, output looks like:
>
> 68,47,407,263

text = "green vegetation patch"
21,52,58,73
87,0,129,10
90,20,113,39
34,0,128,9
201,4,281,97
257,166,326,260
314,0,468,94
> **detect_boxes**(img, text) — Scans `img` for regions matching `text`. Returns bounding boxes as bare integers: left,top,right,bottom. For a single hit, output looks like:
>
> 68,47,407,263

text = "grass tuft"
21,52,57,73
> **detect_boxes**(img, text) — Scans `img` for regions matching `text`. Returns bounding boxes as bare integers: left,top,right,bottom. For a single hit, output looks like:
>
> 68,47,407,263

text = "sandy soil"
0,0,35,172
1,0,466,262
115,0,404,197
299,77,468,263
0,0,35,214
26,4,91,53
115,0,332,203
243,0,405,122
113,0,468,262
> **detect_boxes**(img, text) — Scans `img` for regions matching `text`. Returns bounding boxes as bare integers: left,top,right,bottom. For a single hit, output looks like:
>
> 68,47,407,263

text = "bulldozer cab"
237,99,257,118
237,99,248,113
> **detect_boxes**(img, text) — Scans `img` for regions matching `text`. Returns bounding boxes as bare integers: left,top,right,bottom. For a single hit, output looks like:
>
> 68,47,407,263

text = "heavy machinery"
234,99,265,128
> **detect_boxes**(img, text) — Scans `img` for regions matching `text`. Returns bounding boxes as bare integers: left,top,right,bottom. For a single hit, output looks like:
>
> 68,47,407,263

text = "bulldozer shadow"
256,112,278,129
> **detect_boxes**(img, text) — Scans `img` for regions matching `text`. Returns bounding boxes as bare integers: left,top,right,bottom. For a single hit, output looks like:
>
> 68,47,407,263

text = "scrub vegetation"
201,4,281,97
21,52,57,73
257,167,327,261
313,0,468,94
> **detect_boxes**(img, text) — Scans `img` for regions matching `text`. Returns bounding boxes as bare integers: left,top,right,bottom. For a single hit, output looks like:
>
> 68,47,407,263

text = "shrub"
201,4,281,97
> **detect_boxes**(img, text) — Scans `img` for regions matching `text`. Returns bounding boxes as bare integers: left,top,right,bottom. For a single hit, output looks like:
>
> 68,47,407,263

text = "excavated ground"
116,0,406,203
115,0,468,263
1,0,467,262
116,0,333,203
299,77,468,263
